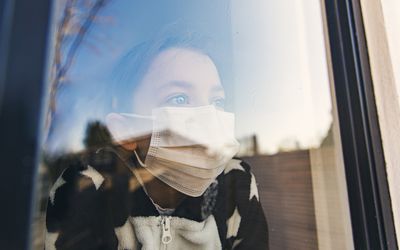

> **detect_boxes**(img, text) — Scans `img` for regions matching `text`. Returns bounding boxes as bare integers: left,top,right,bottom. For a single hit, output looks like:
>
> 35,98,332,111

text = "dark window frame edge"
324,0,398,249
0,0,53,249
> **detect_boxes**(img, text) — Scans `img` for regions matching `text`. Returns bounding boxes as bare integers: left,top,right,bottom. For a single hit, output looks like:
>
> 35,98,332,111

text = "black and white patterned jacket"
45,148,269,249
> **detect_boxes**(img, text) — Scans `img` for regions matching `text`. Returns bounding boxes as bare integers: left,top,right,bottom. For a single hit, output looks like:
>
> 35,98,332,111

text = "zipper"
161,216,172,247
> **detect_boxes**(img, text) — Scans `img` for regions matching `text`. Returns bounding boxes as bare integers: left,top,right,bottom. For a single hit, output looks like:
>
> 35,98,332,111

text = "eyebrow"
158,81,193,91
157,80,225,93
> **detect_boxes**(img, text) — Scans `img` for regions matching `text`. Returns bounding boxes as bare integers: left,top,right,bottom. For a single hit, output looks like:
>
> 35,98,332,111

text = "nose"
191,91,212,107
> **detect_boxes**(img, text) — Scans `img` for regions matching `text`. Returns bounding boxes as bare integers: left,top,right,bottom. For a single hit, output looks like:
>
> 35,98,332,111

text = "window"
0,0,395,249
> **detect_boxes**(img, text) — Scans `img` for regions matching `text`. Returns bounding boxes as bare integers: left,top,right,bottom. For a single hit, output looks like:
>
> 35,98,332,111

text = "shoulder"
47,148,134,206
215,158,268,249
222,158,259,201
48,161,105,204
46,148,134,218
218,158,261,215
45,151,134,249
46,162,107,229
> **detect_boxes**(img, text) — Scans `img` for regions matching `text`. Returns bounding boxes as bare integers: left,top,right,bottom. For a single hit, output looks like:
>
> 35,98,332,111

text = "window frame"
324,0,397,249
0,0,52,249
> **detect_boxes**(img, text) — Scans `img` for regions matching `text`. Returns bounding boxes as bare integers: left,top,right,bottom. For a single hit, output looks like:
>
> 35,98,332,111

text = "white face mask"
106,105,240,197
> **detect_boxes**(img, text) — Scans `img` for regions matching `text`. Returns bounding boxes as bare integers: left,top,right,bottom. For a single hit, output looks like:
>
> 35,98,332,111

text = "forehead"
140,47,221,87
131,47,224,113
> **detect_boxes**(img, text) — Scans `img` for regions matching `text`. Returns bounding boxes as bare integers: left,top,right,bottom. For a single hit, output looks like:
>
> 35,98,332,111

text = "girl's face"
131,47,225,114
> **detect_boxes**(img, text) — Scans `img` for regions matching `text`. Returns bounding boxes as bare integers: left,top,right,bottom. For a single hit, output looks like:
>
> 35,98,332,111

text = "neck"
137,168,186,209
130,137,187,208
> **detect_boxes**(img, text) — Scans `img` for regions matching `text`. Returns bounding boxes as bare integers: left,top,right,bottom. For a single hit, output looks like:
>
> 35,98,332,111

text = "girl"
45,33,268,250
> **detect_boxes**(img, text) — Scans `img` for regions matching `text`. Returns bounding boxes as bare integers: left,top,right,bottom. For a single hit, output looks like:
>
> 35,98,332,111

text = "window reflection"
33,1,354,250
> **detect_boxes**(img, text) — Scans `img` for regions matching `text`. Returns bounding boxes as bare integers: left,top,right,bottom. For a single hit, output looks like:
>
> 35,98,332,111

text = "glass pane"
32,1,354,249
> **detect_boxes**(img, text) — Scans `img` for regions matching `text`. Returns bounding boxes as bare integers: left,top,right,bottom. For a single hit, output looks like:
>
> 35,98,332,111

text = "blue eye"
166,94,189,106
212,98,225,109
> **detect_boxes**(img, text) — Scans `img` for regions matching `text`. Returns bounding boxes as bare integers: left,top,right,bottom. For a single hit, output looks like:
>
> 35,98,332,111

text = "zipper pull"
161,216,172,244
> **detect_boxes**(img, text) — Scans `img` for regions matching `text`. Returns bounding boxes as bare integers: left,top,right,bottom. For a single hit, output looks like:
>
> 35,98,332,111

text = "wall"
360,0,400,247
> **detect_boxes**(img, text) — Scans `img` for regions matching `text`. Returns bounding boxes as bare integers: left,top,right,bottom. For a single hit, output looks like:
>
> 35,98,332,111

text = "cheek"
132,89,158,115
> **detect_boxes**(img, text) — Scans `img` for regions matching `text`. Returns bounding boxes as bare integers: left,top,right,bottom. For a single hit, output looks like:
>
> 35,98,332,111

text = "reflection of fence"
243,150,318,250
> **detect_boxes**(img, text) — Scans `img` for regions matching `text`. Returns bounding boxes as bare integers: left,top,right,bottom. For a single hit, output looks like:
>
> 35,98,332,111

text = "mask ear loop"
96,147,166,208
95,146,149,191
96,146,130,162
114,112,153,168
134,149,146,167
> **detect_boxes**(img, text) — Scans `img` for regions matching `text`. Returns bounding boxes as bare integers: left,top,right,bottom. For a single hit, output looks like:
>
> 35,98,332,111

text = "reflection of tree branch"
50,0,76,114
57,0,107,81
47,0,109,134
54,1,75,73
